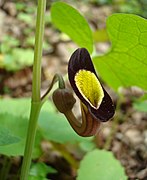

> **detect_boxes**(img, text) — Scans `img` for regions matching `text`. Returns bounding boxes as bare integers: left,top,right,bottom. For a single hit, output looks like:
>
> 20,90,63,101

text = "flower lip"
74,69,104,109
68,48,115,122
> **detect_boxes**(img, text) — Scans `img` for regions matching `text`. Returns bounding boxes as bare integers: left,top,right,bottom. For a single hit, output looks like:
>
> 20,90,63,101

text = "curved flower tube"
53,88,101,137
68,48,115,122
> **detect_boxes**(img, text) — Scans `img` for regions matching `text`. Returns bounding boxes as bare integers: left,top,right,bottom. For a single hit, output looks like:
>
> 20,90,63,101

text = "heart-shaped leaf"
93,14,147,90
77,149,127,180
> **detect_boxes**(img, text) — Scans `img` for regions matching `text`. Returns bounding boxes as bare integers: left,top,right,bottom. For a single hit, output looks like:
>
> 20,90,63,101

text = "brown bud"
52,88,76,113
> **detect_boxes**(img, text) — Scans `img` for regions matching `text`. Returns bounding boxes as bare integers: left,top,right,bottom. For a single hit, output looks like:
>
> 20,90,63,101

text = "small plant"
19,1,115,179
19,0,122,178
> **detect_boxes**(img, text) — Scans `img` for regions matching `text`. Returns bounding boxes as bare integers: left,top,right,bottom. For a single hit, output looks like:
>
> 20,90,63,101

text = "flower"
68,48,115,122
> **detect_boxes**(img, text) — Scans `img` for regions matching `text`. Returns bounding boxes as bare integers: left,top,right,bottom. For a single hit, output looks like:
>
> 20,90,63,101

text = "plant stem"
20,0,46,179
41,74,65,105
20,103,41,180
32,0,46,102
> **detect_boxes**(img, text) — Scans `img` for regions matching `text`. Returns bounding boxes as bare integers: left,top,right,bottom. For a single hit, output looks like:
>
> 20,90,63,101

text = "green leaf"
0,98,31,118
4,48,34,71
38,111,93,144
0,98,55,118
0,98,56,156
79,140,96,152
0,126,20,146
0,113,28,156
0,98,93,155
77,149,127,180
17,13,34,24
15,2,26,11
93,14,147,90
51,2,93,54
3,48,34,71
133,100,147,112
29,162,57,179
0,113,42,157
1,35,19,53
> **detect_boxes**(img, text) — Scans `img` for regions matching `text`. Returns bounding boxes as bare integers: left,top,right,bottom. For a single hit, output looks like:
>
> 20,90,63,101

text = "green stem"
32,0,46,102
41,73,65,105
20,0,46,179
20,103,41,180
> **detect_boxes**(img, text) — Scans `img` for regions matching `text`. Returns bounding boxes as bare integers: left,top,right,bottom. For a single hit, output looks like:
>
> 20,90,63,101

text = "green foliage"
93,14,147,90
0,99,53,156
16,2,36,17
18,13,34,25
117,0,142,15
4,48,34,71
0,98,93,157
1,36,19,53
0,2,37,72
92,0,112,5
0,98,32,118
0,113,28,156
3,48,34,71
0,98,55,118
0,126,20,146
77,149,127,180
0,113,42,158
50,3,147,91
133,100,147,112
1,35,34,71
15,2,26,11
51,2,93,54
38,111,93,144
29,162,57,179
79,140,96,152
91,0,147,18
